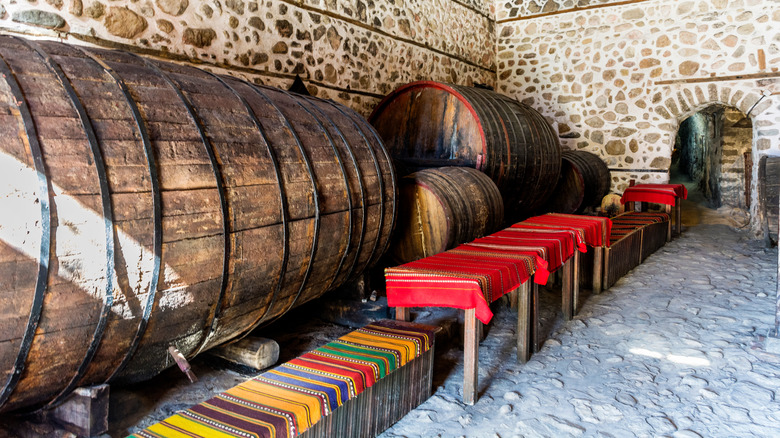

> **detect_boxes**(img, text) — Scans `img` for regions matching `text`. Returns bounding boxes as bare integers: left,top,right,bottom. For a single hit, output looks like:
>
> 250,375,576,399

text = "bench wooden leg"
675,199,682,236
562,258,573,321
665,203,672,241
463,308,478,405
572,251,580,315
516,282,532,363
395,307,410,322
531,281,540,352
602,246,611,291
592,246,603,294
508,288,518,310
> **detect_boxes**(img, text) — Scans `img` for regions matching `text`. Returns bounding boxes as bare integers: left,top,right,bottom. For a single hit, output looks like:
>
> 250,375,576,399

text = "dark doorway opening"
671,105,752,210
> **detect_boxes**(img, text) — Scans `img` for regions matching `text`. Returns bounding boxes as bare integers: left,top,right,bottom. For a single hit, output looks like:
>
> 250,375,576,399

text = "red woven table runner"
469,227,576,280
522,213,612,248
620,183,688,206
385,245,537,324
609,212,671,243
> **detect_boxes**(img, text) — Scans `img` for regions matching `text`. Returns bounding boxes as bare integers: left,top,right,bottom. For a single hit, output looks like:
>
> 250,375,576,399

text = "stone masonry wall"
496,0,780,233
0,0,496,116
719,106,753,209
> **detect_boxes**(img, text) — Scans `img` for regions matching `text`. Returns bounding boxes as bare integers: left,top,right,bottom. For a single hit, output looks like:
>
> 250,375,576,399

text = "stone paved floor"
382,206,780,437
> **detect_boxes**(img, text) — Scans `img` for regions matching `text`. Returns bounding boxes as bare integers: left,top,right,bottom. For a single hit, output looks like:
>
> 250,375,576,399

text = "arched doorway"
671,105,753,211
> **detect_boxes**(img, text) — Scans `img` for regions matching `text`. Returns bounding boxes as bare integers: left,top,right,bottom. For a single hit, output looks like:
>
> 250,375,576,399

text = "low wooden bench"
385,244,540,405
130,320,437,438
621,183,687,237
603,212,671,289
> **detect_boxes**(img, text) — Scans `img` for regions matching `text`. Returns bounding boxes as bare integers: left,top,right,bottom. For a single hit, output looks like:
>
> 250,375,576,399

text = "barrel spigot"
168,346,197,383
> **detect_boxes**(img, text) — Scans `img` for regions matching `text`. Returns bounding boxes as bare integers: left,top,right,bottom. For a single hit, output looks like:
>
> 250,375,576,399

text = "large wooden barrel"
0,36,395,412
544,150,611,214
369,81,561,220
389,167,503,264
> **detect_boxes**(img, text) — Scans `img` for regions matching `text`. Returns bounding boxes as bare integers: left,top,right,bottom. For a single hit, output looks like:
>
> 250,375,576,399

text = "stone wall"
720,106,753,209
0,0,496,116
496,0,780,233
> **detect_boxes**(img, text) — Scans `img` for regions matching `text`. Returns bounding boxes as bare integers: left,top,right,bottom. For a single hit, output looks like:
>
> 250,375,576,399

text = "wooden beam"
48,385,109,437
463,309,479,405
497,0,652,23
208,337,280,370
655,70,780,85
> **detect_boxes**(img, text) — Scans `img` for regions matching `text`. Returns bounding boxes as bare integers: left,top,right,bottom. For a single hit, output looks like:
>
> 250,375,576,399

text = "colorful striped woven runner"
130,321,434,438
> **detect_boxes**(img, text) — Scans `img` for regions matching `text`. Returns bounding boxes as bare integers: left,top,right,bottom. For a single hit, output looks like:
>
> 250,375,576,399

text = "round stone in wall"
156,0,189,16
104,7,147,39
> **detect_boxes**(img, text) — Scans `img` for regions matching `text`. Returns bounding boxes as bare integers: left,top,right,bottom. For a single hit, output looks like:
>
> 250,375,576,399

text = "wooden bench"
621,183,687,237
130,320,437,438
603,212,671,289
386,244,540,405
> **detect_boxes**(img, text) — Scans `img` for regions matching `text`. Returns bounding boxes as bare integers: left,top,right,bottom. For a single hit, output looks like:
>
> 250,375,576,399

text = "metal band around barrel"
0,48,52,409
77,50,164,383
199,73,291,344
136,56,231,355
247,84,321,326
294,97,355,293
18,39,117,408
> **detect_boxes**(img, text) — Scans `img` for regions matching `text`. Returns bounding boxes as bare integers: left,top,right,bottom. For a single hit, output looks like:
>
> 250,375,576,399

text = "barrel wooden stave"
0,37,395,412
389,166,503,264
370,81,561,220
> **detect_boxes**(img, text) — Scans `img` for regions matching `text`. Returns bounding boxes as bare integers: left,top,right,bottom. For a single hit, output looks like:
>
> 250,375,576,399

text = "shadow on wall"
672,105,753,210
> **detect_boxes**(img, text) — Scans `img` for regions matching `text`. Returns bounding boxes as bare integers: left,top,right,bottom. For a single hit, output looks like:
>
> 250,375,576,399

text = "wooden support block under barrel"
207,337,280,371
45,385,109,437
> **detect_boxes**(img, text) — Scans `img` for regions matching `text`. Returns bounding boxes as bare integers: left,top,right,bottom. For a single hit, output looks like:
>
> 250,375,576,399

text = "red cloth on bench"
521,213,612,248
470,227,577,281
385,246,537,324
620,183,688,206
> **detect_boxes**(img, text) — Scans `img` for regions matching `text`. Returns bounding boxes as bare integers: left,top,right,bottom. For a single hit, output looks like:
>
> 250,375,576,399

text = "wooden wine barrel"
544,150,611,214
369,81,561,220
0,36,395,412
389,167,503,264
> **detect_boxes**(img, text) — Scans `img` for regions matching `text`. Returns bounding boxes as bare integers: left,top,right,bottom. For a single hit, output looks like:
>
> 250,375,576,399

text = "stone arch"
653,82,774,229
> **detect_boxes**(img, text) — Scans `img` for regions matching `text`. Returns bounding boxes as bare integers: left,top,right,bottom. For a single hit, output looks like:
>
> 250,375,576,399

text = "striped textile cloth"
620,183,688,206
130,321,434,438
471,226,578,275
385,245,537,324
609,212,671,244
521,213,612,248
